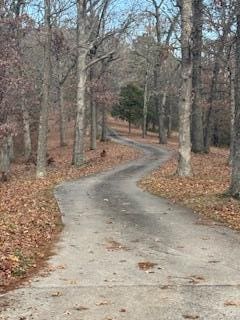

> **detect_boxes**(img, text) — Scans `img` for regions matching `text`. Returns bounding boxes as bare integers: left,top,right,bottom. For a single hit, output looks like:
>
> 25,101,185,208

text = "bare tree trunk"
154,69,167,144
0,135,11,180
142,70,148,139
229,66,235,166
7,135,14,161
72,1,88,166
152,0,167,145
177,0,193,177
90,67,97,150
191,0,204,153
14,0,32,161
56,58,66,147
159,91,167,142
203,16,230,153
22,103,31,160
36,0,51,178
203,60,220,153
101,105,107,142
230,7,240,197
72,52,87,165
90,97,97,149
167,102,172,138
58,84,66,147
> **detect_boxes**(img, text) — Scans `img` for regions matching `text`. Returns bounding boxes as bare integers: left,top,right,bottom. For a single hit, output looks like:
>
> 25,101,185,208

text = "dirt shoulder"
0,137,141,292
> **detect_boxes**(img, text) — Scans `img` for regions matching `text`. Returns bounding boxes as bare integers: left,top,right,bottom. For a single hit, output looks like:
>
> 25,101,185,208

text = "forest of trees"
0,0,240,197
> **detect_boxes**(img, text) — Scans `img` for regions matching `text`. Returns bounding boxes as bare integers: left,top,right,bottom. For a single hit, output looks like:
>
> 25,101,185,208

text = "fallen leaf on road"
182,315,199,319
138,261,157,271
106,239,127,251
189,275,205,284
51,291,63,297
74,306,89,311
96,301,109,306
224,300,240,307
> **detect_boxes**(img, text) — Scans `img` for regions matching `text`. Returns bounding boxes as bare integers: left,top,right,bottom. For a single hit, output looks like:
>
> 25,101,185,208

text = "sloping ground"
0,120,140,292
139,148,240,231
2,136,240,320
109,119,240,232
108,117,179,150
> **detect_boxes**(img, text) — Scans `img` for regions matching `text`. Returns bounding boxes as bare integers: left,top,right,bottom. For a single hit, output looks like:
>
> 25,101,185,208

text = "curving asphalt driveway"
1,136,240,319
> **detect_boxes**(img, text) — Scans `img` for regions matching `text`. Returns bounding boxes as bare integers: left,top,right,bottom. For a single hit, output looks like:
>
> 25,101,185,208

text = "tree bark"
153,1,167,145
203,15,230,153
167,101,172,138
128,121,131,134
0,136,10,179
191,0,204,153
90,96,97,149
229,66,235,166
59,84,66,147
154,69,167,144
7,135,14,161
90,67,97,150
203,59,220,153
177,0,193,177
159,91,167,142
22,103,32,160
36,0,51,178
72,51,87,165
56,59,67,148
230,6,240,197
142,70,149,139
14,1,32,161
101,105,107,142
72,0,88,166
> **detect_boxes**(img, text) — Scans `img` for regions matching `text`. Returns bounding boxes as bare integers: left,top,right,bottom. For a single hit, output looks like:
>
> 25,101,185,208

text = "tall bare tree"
73,0,130,166
203,0,234,153
230,2,240,198
89,65,97,150
191,0,204,153
72,0,88,166
177,0,193,176
142,69,150,138
36,0,52,178
151,0,167,144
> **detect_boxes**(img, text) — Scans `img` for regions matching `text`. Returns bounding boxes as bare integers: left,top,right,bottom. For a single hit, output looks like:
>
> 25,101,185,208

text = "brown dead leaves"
140,148,240,232
105,239,128,251
0,139,140,291
138,261,157,271
224,300,240,307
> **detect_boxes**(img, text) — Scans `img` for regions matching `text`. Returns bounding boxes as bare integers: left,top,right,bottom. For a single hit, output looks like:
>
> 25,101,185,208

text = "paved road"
1,137,240,319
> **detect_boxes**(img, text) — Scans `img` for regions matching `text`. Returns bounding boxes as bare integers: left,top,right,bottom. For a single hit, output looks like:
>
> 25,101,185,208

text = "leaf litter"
0,136,140,292
139,148,240,232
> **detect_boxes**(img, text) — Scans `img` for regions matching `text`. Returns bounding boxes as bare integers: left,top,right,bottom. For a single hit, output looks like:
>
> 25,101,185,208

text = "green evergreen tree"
112,84,144,133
